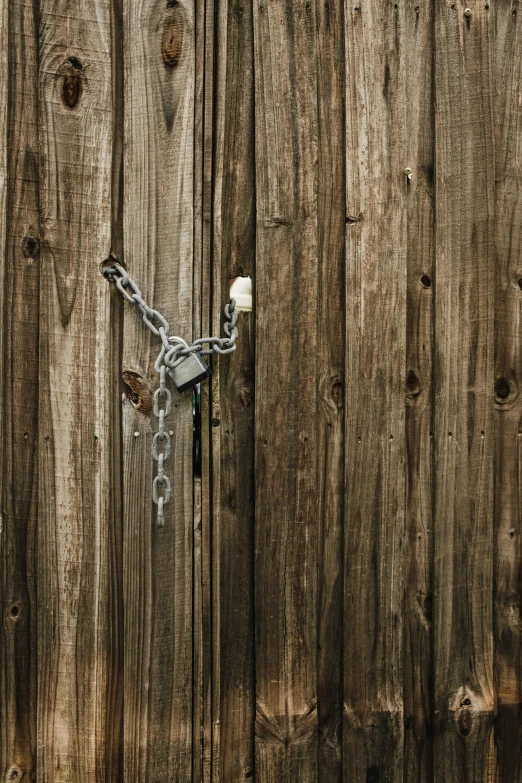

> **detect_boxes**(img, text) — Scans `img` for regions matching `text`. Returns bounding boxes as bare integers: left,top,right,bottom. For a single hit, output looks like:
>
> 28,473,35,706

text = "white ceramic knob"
230,276,253,312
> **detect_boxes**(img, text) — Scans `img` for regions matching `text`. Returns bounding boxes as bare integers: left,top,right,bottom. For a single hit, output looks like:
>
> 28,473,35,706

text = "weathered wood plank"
193,0,215,776
433,1,496,779
37,0,116,779
205,6,220,780
111,0,124,263
343,1,408,779
253,0,319,778
0,20,7,777
105,285,124,783
199,383,213,783
0,1,39,780
122,0,195,779
403,1,435,781
213,1,257,778
493,3,522,779
192,0,205,778
316,0,345,779
106,0,125,778
192,466,206,783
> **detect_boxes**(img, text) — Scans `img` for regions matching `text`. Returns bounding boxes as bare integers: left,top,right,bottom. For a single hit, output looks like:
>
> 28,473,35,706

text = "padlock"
168,351,212,392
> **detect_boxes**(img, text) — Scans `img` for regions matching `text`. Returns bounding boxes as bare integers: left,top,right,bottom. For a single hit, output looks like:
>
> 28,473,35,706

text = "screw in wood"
464,7,472,16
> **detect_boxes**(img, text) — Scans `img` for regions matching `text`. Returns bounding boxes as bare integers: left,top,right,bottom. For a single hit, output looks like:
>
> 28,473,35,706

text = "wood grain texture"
106,3,125,779
493,3,522,779
1,1,520,780
106,282,124,783
37,0,116,780
0,1,39,780
192,0,205,776
122,0,195,779
0,20,7,770
193,0,215,776
343,0,408,779
253,0,319,778
433,1,496,779
403,2,435,781
316,0,345,779
111,0,124,264
212,0,256,779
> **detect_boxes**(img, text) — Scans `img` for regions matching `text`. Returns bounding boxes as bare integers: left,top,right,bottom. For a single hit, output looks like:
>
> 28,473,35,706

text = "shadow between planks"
0,0,521,782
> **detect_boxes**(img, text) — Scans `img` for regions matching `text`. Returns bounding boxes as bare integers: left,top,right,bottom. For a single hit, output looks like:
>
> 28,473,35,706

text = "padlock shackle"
168,335,190,349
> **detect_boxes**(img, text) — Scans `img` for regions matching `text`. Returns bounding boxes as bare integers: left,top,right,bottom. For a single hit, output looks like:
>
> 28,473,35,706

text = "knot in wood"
239,384,253,407
21,235,40,258
61,57,83,108
122,371,153,416
495,376,518,409
331,379,344,408
162,8,184,67
406,370,421,397
496,377,511,401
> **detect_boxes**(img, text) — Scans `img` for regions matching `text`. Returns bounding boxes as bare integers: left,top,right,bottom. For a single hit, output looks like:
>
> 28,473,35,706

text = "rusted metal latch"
103,262,238,526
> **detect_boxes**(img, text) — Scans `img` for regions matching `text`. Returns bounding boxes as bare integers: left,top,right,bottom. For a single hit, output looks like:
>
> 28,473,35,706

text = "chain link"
104,261,238,526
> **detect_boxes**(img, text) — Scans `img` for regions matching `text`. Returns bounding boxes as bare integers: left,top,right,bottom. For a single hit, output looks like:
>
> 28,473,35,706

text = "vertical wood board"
213,0,257,775
493,3,522,779
403,1,435,781
253,0,319,779
343,0,408,778
0,1,39,780
122,0,195,779
433,2,496,779
316,0,345,778
37,0,115,779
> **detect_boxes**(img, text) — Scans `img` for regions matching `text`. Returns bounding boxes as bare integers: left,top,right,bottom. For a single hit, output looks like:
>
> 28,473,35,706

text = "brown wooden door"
1,0,521,781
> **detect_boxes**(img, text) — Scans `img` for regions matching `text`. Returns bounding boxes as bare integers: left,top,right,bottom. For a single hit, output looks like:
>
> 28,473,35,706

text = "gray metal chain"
103,261,238,526
151,364,172,525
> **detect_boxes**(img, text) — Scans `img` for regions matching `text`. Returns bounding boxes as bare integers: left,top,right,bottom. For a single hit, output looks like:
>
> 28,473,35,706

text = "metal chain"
103,261,239,526
152,365,172,525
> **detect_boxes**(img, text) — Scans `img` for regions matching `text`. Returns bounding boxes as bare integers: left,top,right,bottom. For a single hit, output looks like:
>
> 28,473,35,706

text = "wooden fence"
0,0,521,780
